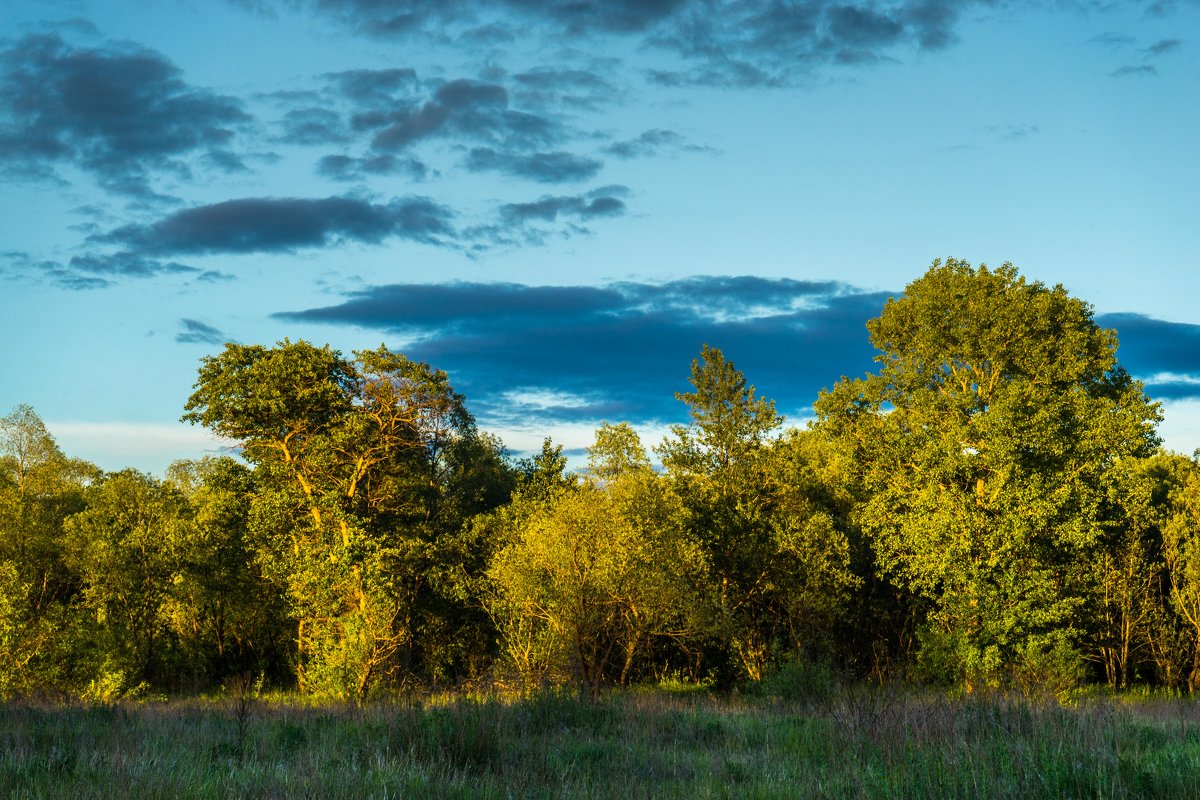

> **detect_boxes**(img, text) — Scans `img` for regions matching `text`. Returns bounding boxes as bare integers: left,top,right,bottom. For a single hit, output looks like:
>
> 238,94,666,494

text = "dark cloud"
827,5,905,47
314,0,688,38
296,0,982,88
354,78,561,152
269,280,1200,433
1099,313,1200,401
0,33,250,199
646,0,967,86
176,319,226,345
1111,64,1158,77
499,188,627,223
316,153,431,181
274,276,889,424
466,147,602,182
96,195,456,255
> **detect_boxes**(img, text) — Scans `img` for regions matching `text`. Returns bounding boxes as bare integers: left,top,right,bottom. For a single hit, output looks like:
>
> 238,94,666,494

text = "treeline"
3,259,1200,700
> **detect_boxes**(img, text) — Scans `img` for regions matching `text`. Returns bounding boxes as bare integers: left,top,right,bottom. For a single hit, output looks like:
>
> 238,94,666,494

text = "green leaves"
817,259,1162,690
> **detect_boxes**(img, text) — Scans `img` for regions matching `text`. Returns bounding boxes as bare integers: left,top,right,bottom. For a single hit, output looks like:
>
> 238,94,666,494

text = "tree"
163,457,291,686
1159,457,1200,691
0,405,95,695
487,426,702,695
815,259,1161,691
183,340,486,696
63,470,191,688
588,422,651,482
658,350,767,679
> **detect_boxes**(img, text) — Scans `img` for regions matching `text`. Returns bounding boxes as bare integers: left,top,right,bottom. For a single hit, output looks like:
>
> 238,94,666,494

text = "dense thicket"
3,260,1198,699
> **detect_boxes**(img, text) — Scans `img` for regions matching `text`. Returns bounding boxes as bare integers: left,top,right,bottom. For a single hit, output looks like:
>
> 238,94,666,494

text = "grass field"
4,684,1200,799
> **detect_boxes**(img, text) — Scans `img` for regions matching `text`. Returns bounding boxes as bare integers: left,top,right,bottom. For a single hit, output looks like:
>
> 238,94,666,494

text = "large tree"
815,259,1161,690
182,340,500,696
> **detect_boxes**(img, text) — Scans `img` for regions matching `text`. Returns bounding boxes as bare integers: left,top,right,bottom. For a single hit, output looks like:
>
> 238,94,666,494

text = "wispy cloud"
465,147,603,183
1144,38,1182,57
1111,64,1158,77
175,318,226,345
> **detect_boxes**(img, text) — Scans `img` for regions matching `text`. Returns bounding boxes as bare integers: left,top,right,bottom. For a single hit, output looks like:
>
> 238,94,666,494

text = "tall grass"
3,686,1200,798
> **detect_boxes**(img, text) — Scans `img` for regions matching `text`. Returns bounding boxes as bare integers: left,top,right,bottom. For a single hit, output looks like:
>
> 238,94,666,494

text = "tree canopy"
4,260,1199,699
815,259,1162,688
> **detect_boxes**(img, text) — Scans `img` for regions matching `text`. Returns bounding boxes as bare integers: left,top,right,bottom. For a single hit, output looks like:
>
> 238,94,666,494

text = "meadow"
5,681,1200,799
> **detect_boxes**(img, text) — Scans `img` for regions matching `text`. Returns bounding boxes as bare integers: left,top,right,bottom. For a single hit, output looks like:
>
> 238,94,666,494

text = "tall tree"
657,346,782,680
183,340,487,696
815,259,1161,691
0,405,95,695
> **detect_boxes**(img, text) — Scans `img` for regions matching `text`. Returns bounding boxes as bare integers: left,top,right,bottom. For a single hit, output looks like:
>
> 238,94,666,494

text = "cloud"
645,0,969,86
95,195,457,255
176,318,226,345
987,123,1040,142
274,276,890,427
1098,313,1200,401
465,147,603,182
196,270,236,284
603,129,712,159
68,252,199,278
354,78,562,152
269,280,1200,438
316,153,431,181
0,33,250,199
1144,38,1182,57
1089,31,1136,48
294,0,983,88
499,187,628,224
314,0,689,38
509,67,622,111
2,249,202,290
325,67,420,106
1111,64,1158,77
44,419,237,476
278,107,350,145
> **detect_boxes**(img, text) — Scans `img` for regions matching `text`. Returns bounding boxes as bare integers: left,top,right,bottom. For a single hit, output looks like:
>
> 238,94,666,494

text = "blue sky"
2,0,1198,473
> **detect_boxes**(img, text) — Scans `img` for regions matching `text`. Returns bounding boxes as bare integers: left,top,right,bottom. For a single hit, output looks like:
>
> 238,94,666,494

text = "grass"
4,686,1200,799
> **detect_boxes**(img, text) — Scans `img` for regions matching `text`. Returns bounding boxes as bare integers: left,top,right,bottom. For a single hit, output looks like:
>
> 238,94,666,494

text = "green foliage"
588,422,651,481
183,341,511,696
488,427,706,694
62,470,192,686
0,404,95,695
659,346,859,682
1160,458,1200,691
3,259,1197,699
815,259,1162,691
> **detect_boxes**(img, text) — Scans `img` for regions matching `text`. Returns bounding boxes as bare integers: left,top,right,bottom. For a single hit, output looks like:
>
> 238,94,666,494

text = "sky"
2,0,1198,474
